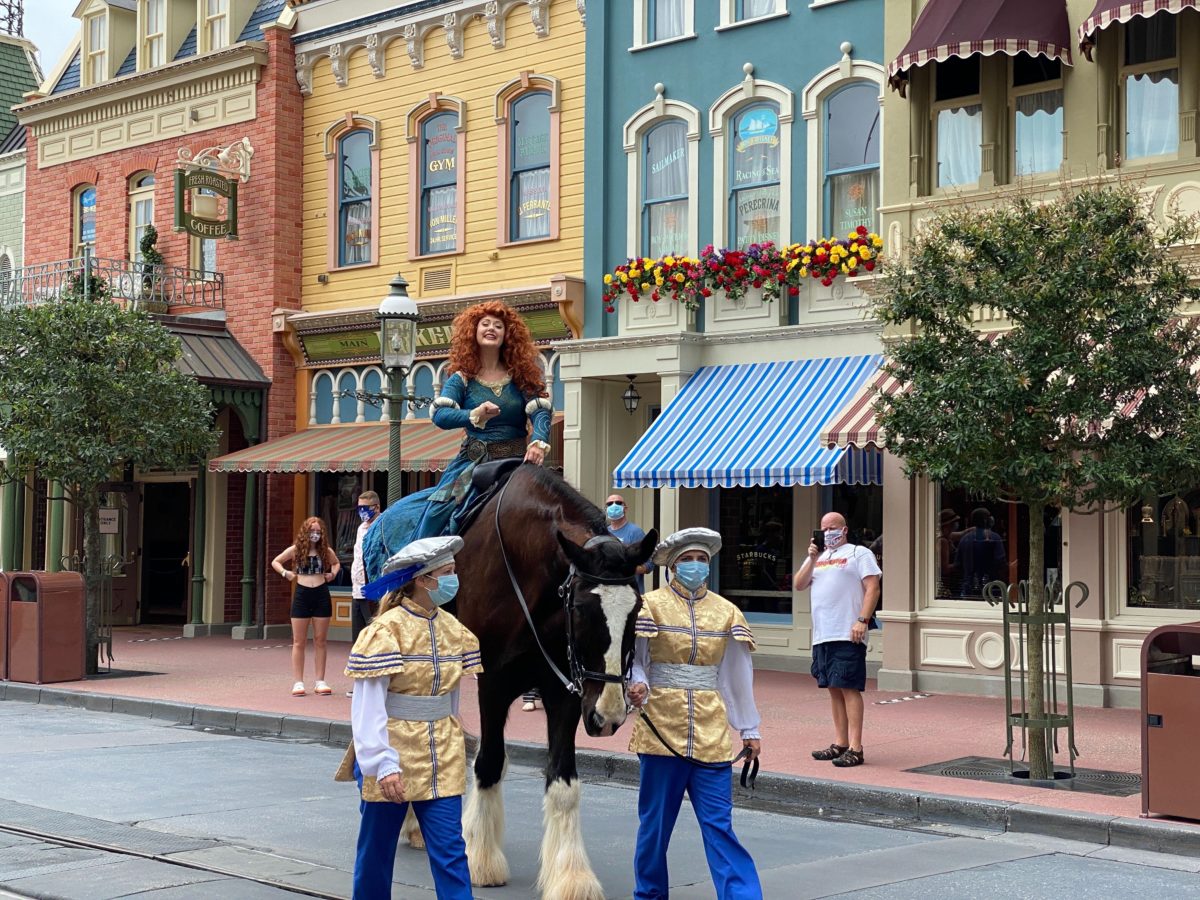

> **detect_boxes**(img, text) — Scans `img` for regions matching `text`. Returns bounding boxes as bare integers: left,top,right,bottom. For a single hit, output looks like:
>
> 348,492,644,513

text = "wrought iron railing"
0,255,224,312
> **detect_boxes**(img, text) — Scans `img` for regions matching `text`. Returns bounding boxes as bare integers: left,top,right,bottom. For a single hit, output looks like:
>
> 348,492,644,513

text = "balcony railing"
0,255,224,312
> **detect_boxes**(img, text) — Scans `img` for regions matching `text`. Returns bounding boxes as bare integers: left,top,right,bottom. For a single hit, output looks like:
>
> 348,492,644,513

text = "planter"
703,285,787,334
618,294,696,336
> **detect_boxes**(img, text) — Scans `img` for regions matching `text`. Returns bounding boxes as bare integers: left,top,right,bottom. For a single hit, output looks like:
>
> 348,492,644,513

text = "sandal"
812,743,849,761
291,682,306,697
314,681,332,696
832,748,865,768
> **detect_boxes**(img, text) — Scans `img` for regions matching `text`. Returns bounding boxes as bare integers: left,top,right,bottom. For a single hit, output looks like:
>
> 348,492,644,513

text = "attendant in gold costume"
627,528,763,900
335,536,479,900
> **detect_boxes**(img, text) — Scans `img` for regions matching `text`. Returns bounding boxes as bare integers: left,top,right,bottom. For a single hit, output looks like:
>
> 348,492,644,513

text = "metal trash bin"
0,572,10,681
1141,622,1200,820
6,571,86,685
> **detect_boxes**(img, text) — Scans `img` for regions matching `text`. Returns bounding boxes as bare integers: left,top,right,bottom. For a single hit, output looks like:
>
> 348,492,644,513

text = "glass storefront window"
935,486,1061,601
1127,492,1200,611
717,486,793,623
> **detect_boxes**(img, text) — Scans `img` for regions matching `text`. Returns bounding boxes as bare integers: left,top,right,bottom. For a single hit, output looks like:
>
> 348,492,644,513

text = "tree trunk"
80,490,102,676
1025,501,1050,779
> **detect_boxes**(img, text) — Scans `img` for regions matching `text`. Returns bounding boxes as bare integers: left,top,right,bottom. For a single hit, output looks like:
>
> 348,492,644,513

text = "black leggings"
291,583,332,619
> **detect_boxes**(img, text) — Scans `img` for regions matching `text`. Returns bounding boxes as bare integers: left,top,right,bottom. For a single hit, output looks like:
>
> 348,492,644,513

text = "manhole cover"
907,755,1141,797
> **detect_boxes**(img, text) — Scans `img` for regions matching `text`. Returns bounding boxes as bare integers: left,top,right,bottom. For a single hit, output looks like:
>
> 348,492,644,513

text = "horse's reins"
638,711,760,790
493,475,635,697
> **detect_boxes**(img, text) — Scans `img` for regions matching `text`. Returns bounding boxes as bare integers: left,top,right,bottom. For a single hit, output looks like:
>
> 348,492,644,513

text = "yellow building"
211,0,586,636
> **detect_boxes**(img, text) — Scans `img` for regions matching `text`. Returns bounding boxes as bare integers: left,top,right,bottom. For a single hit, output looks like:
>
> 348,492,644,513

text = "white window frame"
84,12,108,86
932,96,983,192
202,0,230,53
1119,19,1179,165
710,74,793,247
801,59,884,239
1008,57,1064,181
632,0,695,50
623,95,702,258
128,173,156,262
718,0,788,30
141,0,166,69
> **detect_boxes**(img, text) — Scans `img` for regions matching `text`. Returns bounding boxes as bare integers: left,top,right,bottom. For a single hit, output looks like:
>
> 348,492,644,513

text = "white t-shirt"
810,543,882,646
351,520,371,600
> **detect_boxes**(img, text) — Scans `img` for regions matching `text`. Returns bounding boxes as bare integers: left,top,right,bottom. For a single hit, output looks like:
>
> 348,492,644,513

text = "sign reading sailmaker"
173,169,239,240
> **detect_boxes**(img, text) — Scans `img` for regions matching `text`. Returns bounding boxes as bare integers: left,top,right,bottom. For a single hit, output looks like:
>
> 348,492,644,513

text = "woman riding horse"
363,301,552,581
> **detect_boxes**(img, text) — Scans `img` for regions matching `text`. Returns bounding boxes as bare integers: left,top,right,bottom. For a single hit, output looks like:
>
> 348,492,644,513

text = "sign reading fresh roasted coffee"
173,169,239,240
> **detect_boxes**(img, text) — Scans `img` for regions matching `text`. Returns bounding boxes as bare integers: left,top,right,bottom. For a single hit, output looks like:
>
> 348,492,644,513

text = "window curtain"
936,104,981,187
653,0,685,40
827,170,879,237
741,0,775,19
515,169,552,240
424,186,457,253
1014,89,1063,176
645,122,689,257
1126,70,1179,160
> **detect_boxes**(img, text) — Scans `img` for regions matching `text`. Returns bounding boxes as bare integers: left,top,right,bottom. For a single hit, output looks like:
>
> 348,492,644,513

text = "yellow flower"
850,242,859,253
604,274,613,285
872,236,883,248
840,263,849,274
664,256,676,267
848,256,858,269
629,268,641,278
787,259,799,271
859,247,873,261
642,257,653,268
799,266,808,278
802,255,811,265
848,231,858,241
674,272,685,282
619,272,629,283
639,281,650,292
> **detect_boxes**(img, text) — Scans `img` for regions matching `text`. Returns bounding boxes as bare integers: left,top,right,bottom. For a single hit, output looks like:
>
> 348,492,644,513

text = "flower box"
704,285,787,333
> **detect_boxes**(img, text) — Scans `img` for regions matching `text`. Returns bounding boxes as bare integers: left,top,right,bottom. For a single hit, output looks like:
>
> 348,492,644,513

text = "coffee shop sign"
173,138,254,241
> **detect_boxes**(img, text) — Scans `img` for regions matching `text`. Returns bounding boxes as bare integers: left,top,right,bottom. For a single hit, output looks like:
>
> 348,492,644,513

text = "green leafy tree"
873,183,1200,778
0,277,216,673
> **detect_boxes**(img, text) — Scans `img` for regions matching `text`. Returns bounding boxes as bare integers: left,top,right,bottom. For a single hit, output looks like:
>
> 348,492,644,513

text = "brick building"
9,0,302,634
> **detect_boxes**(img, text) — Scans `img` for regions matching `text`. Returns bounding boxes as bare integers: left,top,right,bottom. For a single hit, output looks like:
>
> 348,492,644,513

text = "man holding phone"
793,512,881,768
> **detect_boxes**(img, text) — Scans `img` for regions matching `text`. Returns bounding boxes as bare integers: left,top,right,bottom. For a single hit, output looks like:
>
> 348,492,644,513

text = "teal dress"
362,372,552,581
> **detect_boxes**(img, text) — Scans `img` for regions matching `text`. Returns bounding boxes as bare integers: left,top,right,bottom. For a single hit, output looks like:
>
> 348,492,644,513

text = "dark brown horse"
415,463,655,899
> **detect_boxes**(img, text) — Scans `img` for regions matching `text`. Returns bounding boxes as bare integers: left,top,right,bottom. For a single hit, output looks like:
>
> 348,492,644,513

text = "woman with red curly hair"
362,301,552,583
271,516,341,697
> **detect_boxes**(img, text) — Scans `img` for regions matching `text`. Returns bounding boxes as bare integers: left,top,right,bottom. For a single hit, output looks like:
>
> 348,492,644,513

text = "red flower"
821,277,833,287
701,287,713,297
788,286,800,296
864,260,876,272
857,225,869,236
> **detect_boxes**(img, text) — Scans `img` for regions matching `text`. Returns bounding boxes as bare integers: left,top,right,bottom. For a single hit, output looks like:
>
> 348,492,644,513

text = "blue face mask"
426,573,459,606
606,503,624,520
674,561,709,592
357,505,377,523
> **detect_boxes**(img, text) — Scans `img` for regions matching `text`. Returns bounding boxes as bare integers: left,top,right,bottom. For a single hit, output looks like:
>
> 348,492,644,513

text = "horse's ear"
556,530,590,569
637,529,658,564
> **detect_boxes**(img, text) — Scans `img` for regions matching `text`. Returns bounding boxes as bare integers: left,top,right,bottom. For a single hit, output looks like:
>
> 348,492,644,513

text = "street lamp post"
375,273,426,507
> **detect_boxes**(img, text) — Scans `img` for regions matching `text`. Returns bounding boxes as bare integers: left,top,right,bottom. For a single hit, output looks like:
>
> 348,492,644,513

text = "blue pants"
634,754,762,900
352,771,473,900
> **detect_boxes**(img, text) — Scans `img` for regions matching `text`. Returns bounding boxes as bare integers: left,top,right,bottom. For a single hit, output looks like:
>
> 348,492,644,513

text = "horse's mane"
525,465,608,534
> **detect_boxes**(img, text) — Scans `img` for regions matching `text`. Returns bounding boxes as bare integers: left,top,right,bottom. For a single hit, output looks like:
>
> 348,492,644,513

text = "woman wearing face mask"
272,517,341,697
336,536,479,900
626,528,764,900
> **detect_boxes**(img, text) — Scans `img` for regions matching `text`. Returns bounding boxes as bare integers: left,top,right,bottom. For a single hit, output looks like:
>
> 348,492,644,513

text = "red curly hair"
447,301,546,396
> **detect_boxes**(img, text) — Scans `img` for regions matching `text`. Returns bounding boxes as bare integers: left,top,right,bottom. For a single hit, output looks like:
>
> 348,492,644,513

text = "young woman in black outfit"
272,516,341,696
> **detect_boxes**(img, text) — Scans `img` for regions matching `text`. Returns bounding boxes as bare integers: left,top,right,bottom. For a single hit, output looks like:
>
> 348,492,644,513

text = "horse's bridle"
493,476,637,697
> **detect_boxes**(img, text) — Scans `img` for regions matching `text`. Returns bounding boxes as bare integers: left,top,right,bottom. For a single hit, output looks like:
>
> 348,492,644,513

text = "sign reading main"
173,170,239,240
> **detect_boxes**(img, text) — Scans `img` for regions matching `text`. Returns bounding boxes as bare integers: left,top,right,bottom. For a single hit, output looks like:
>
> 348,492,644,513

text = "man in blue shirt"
606,494,653,593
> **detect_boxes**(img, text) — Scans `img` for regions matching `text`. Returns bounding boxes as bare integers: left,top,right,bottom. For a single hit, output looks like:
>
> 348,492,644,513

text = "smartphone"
812,529,825,552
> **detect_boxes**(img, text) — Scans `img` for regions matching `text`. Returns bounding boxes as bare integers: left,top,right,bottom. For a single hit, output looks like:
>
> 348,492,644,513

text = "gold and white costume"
628,582,760,763
334,597,482,802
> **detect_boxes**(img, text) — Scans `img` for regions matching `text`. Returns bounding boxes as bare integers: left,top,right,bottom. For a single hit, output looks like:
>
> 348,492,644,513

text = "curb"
5,682,1200,857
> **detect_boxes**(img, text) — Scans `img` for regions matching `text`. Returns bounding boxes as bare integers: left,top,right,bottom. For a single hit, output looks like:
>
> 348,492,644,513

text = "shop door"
97,484,140,625
140,482,191,624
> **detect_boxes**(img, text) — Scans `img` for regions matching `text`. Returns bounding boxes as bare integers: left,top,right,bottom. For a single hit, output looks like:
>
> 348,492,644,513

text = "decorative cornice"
553,319,882,354
292,0,586,96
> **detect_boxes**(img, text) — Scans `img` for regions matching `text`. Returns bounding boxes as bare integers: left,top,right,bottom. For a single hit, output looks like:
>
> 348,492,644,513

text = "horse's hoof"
538,872,605,900
405,831,426,851
468,854,510,887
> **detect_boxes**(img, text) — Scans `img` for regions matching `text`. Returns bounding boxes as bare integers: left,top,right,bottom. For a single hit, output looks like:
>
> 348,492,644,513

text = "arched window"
129,173,156,262
729,102,782,247
338,131,373,266
75,186,97,257
642,120,689,258
509,92,553,242
823,83,880,236
421,112,460,254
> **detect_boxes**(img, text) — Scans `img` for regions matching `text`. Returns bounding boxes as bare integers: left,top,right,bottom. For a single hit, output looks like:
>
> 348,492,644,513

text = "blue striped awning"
613,356,884,489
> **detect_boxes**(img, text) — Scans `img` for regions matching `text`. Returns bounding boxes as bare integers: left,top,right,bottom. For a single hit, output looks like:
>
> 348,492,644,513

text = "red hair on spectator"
447,301,546,397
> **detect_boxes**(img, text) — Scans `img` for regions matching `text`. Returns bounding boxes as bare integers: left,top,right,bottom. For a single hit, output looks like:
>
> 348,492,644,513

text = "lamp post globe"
376,272,419,506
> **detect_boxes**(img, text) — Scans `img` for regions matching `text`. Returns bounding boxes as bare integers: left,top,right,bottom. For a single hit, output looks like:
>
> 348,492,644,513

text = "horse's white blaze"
464,756,509,886
537,778,604,900
595,584,638,724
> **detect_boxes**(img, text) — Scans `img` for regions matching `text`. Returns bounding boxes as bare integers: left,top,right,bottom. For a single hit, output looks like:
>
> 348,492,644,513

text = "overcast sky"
23,0,78,82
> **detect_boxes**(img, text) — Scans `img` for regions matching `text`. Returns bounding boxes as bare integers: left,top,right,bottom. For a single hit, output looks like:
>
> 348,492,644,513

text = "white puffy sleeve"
718,638,761,740
630,636,651,687
351,678,400,780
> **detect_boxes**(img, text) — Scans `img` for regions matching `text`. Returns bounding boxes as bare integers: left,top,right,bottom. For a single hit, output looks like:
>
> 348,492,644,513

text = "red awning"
888,0,1073,96
1079,1,1199,60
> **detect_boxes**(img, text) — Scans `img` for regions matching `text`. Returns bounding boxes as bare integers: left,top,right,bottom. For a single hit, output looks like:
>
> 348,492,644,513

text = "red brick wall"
23,25,304,627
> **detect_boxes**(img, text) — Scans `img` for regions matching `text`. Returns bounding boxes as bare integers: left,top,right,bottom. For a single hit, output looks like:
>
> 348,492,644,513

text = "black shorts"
810,640,867,691
291,584,332,619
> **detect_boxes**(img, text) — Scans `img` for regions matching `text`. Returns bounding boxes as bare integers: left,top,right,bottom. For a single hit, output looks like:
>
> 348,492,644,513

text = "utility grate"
906,755,1142,797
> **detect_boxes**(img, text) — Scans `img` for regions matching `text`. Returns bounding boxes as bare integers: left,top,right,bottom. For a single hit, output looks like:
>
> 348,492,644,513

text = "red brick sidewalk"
45,625,1155,822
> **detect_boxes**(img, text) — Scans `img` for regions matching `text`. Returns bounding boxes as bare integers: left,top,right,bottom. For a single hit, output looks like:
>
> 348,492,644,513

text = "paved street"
2,701,1199,900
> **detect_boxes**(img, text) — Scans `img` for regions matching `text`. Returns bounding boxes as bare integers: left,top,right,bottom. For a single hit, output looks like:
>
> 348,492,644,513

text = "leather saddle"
454,458,523,535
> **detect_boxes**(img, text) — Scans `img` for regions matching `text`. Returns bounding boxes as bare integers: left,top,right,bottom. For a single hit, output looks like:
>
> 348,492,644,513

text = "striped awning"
888,0,1073,95
1079,1,1198,59
208,421,465,474
820,370,906,449
613,356,884,489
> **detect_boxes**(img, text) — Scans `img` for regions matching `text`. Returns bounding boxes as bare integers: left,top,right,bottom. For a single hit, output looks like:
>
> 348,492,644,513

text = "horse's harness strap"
638,710,759,790
649,662,719,691
385,692,454,721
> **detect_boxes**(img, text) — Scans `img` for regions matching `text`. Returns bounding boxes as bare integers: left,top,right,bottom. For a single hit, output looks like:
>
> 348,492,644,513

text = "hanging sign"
173,169,240,240
98,507,120,535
